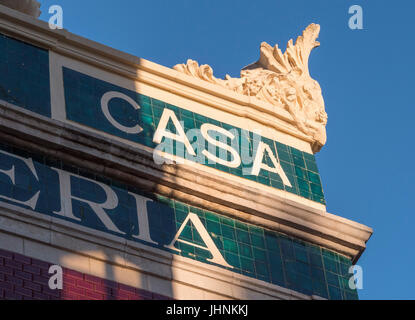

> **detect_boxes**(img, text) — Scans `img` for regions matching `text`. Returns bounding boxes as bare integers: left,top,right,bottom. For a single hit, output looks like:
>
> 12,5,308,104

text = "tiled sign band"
63,68,325,205
0,143,356,299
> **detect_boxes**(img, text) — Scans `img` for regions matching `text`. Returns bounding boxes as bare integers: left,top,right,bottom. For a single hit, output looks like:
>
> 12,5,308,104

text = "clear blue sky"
38,0,415,299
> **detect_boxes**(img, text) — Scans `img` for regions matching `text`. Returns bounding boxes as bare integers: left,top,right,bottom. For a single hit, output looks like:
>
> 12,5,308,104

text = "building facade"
0,2,372,300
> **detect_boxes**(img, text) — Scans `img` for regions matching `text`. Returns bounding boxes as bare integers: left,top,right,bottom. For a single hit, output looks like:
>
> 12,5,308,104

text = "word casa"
101,91,292,187
0,149,231,268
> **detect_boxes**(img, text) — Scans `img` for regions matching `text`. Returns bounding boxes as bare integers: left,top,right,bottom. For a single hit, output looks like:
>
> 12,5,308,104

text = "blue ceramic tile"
0,34,51,117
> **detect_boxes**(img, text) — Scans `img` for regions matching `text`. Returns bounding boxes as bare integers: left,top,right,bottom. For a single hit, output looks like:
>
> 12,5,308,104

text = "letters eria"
0,149,232,268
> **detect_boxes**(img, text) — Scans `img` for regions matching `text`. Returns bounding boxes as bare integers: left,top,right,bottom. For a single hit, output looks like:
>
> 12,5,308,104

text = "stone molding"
0,1,41,18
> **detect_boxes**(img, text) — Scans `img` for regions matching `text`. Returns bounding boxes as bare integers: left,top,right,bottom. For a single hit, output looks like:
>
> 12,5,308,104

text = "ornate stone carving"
0,0,41,18
174,24,327,152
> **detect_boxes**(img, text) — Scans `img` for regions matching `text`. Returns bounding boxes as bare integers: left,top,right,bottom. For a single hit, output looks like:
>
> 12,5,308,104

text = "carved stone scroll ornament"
174,24,328,153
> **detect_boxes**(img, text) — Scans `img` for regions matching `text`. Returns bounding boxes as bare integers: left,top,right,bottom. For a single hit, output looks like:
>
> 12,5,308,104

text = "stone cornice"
0,100,372,262
0,0,41,18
